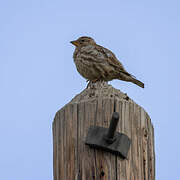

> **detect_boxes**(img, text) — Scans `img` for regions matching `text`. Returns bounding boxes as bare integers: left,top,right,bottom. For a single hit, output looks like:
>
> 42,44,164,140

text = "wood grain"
53,82,155,180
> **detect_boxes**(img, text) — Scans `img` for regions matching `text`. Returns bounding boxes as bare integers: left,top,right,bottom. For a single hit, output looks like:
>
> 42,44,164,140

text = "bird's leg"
86,79,91,88
86,79,100,89
91,78,99,83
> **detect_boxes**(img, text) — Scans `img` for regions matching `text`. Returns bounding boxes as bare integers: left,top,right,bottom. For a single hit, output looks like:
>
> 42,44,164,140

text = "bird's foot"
92,79,99,83
86,79,108,89
86,79,99,88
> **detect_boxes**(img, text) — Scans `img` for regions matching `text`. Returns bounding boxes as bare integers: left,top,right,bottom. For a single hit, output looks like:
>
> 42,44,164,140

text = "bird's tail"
131,78,144,88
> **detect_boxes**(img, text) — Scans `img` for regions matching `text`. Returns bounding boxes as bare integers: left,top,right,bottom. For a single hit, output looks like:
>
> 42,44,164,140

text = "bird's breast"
73,46,104,80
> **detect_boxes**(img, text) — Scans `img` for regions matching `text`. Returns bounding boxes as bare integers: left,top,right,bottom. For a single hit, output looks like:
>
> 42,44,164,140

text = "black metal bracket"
85,112,131,159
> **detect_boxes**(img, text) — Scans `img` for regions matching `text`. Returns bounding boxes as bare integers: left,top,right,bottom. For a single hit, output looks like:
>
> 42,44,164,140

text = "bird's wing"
96,45,135,77
79,45,105,63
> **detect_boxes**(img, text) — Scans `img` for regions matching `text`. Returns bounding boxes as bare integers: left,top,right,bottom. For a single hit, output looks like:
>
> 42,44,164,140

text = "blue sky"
0,0,179,179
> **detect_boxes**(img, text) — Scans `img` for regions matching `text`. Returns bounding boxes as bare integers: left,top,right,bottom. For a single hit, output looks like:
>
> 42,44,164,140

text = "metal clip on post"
85,112,131,159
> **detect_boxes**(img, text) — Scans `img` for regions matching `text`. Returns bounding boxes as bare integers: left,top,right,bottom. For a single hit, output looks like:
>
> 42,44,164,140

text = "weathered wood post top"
53,82,155,180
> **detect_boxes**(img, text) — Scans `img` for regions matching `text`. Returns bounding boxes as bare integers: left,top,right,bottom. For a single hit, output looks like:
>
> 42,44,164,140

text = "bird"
70,36,144,88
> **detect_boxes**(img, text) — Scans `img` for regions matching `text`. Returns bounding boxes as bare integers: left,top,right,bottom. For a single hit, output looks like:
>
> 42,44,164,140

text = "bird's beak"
70,40,79,47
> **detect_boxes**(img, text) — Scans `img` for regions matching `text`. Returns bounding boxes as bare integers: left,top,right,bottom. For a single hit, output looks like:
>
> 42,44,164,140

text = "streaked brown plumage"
70,36,144,88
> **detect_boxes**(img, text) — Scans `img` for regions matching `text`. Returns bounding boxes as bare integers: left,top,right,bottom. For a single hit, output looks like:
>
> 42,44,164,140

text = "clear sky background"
0,0,179,179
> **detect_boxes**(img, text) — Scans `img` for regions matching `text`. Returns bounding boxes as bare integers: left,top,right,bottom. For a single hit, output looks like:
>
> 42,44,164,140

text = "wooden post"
53,82,155,180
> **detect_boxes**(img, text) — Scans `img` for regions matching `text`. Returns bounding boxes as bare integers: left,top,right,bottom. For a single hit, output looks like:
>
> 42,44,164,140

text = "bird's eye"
81,39,85,42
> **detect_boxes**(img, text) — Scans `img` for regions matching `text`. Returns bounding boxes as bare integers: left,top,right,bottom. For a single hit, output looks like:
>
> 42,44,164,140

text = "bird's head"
70,36,96,47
